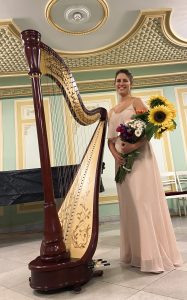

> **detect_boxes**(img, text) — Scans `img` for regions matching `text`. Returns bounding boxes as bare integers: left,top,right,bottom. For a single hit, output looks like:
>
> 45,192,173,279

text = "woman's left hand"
121,142,135,154
121,138,146,154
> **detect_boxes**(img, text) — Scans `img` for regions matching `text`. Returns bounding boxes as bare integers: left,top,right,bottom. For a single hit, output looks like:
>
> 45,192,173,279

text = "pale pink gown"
108,105,183,272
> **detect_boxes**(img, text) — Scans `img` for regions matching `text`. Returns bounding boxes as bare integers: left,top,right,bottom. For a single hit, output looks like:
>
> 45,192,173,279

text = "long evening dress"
108,104,183,272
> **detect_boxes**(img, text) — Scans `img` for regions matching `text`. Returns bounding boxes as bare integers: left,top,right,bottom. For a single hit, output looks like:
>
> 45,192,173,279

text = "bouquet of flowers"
115,95,177,184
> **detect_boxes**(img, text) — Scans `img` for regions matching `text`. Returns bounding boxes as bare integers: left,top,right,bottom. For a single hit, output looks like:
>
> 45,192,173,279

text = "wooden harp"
21,30,107,292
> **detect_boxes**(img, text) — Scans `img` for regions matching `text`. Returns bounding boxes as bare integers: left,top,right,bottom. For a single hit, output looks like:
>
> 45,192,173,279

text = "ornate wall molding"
77,73,187,92
133,73,187,88
0,21,28,75
0,72,186,99
1,10,187,75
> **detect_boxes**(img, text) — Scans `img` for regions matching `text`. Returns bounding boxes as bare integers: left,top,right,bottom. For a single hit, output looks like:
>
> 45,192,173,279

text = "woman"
108,69,183,273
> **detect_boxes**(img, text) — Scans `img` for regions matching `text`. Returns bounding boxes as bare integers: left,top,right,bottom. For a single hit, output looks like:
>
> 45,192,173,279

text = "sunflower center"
154,111,166,123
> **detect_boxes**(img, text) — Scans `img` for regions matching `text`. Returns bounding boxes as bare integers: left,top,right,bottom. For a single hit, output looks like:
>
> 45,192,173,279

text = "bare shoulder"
132,97,144,105
108,107,115,119
132,97,148,111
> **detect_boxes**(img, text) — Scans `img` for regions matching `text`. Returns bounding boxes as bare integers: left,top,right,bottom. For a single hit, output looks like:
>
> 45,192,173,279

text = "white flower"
126,119,146,132
135,129,142,137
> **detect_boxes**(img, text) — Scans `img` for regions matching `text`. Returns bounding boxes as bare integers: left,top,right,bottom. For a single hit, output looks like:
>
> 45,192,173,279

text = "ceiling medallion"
64,6,91,24
45,0,109,35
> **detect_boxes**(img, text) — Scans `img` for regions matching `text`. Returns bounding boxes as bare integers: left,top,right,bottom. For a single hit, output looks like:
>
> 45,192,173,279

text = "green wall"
0,82,187,232
2,99,16,170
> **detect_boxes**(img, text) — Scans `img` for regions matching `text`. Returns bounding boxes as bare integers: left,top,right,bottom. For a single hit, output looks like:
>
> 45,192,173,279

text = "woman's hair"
114,69,133,85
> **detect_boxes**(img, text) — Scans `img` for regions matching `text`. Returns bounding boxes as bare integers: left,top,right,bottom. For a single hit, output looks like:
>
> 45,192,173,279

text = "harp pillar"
21,29,72,289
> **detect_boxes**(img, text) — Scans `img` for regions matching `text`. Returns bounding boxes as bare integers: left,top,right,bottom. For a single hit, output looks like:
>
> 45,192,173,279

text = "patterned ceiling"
0,9,187,77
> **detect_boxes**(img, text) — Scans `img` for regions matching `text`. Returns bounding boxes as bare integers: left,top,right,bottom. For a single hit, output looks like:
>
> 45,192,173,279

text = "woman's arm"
107,109,125,165
108,139,124,165
120,138,146,154
133,97,148,113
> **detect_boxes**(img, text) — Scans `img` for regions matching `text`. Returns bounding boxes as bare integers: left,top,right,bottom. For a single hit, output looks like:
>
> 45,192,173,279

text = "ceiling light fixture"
64,6,91,24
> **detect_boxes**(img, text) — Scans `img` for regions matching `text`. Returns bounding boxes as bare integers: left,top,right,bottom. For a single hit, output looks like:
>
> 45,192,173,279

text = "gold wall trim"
0,102,3,170
133,73,187,88
77,73,187,92
17,202,43,214
99,195,118,204
0,72,27,78
15,98,54,169
45,0,109,35
0,85,60,99
0,20,20,38
175,87,187,163
71,61,187,73
0,73,187,99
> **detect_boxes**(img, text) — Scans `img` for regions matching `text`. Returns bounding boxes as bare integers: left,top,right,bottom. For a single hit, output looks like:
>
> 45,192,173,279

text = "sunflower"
147,95,168,108
166,102,177,118
148,105,173,127
154,130,163,139
167,120,177,131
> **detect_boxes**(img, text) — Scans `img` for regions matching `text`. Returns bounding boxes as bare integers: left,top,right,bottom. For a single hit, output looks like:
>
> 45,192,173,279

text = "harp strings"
41,55,99,209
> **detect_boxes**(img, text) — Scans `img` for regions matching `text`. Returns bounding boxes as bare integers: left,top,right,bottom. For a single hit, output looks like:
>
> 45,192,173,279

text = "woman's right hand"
113,151,125,166
108,139,125,166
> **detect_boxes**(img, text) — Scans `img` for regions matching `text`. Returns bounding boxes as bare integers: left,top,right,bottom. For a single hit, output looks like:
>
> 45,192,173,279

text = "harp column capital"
21,29,42,76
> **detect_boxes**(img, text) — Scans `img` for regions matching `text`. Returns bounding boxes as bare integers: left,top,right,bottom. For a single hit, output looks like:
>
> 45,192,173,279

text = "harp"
21,30,107,292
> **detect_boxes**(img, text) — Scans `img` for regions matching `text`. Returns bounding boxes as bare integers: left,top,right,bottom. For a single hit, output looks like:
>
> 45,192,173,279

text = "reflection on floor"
0,217,187,300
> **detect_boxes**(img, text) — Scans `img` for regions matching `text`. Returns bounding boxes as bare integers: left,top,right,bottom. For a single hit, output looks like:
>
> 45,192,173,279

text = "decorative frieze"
0,73,187,99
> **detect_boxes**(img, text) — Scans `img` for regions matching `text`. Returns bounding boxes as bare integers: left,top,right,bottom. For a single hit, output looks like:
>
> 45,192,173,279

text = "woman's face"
115,72,131,97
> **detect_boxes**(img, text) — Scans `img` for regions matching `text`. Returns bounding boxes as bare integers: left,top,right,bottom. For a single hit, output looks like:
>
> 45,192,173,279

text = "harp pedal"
93,259,110,278
94,258,110,267
88,258,110,269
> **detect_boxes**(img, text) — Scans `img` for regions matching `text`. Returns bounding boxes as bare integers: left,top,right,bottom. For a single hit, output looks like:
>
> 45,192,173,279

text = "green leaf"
131,112,148,123
145,123,157,141
115,150,140,183
172,119,177,128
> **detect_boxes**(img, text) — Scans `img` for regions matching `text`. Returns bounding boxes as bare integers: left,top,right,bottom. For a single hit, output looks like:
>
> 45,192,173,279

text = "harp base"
28,256,100,292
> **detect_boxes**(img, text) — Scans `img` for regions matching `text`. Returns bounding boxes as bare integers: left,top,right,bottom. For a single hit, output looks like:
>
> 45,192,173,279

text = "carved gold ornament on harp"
40,50,100,125
58,121,105,259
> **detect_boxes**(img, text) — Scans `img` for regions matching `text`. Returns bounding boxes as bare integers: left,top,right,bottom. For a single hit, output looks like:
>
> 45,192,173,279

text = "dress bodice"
108,104,135,140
